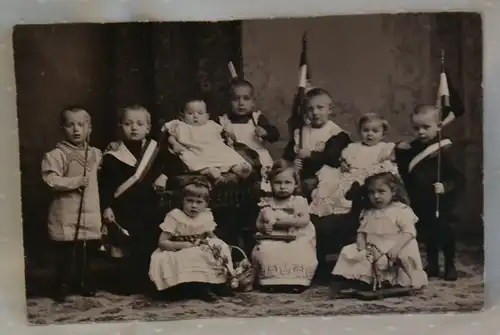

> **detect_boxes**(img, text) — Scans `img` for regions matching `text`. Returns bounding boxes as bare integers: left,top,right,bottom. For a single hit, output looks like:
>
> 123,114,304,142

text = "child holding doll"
99,105,167,295
251,160,318,292
41,106,102,302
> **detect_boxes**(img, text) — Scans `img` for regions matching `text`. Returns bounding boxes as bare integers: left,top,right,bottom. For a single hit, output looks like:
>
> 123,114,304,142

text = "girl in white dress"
332,172,428,291
310,113,399,217
162,98,252,183
149,177,236,302
251,160,318,293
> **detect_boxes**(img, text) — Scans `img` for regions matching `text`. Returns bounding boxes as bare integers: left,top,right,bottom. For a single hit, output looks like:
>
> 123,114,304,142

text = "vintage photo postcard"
14,12,483,325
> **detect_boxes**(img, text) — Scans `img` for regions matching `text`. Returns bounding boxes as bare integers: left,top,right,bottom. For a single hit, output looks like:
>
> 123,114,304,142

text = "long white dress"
149,209,235,291
251,196,318,286
163,119,247,173
332,202,428,289
311,142,399,216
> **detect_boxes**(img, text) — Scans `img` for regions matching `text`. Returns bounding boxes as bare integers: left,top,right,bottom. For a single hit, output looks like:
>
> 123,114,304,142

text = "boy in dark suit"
395,104,464,281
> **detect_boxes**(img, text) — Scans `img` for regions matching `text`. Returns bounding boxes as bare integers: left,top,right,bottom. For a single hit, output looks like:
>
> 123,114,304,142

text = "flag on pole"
436,50,465,127
288,32,311,143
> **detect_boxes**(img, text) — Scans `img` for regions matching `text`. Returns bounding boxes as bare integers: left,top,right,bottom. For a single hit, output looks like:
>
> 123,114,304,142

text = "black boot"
211,284,235,297
424,246,440,278
76,241,96,297
443,262,458,281
53,242,72,303
195,284,218,302
443,241,457,281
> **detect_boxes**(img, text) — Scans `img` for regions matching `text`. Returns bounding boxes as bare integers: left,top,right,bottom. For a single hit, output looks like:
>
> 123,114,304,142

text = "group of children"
41,78,464,303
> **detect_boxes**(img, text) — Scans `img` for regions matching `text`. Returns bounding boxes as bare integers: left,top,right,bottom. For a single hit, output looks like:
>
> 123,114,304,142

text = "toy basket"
230,245,255,292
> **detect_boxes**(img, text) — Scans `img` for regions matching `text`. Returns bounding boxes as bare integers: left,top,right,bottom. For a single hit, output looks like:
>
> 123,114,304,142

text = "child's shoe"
424,260,440,278
198,288,218,303
79,284,97,297
53,284,70,303
211,284,235,297
443,262,458,281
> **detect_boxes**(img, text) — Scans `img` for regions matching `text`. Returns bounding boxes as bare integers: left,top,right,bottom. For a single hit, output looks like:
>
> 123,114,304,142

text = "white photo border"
0,1,496,334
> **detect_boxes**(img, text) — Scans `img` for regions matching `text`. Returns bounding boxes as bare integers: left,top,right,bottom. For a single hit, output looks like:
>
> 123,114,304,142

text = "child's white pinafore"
251,196,318,286
332,202,428,289
220,112,274,192
149,209,235,291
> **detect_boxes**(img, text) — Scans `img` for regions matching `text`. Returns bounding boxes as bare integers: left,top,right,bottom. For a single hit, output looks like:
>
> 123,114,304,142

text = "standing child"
41,106,102,302
251,160,318,292
99,105,166,295
310,113,399,217
162,97,252,184
395,105,464,281
282,88,351,197
220,79,280,192
332,172,428,291
149,177,236,302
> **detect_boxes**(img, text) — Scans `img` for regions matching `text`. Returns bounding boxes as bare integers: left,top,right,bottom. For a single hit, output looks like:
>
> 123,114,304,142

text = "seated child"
220,79,280,192
162,97,252,183
251,160,318,292
332,172,428,291
282,88,351,197
310,113,399,217
41,106,102,302
149,177,236,302
99,105,166,295
395,104,464,281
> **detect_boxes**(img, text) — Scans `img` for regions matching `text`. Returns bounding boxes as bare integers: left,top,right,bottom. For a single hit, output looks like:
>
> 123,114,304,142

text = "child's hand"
153,174,168,192
293,158,303,170
356,240,366,251
340,160,351,173
103,207,116,224
297,149,312,159
397,141,411,150
387,246,401,260
78,175,90,190
172,143,187,154
106,141,120,152
255,126,268,138
264,221,274,234
433,182,445,194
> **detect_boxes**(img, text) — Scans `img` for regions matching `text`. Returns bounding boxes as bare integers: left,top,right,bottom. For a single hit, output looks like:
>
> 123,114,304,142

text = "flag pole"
436,49,445,219
72,132,90,286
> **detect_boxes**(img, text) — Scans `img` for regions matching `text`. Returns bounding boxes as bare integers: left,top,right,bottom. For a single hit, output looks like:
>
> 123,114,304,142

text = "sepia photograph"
14,12,483,325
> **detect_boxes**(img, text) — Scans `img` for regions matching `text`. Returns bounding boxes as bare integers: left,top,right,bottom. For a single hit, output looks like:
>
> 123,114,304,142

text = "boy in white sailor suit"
99,105,167,295
396,104,464,281
220,78,280,192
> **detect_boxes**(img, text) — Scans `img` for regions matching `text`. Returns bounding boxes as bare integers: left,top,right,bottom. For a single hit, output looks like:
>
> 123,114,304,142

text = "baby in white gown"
162,98,252,183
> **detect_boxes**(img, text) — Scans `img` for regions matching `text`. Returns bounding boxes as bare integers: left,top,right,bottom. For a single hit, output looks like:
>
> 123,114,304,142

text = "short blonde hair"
119,105,151,125
60,106,91,126
358,112,389,134
412,104,440,122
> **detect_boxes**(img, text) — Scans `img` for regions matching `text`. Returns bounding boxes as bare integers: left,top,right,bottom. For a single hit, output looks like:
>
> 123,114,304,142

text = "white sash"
408,139,452,173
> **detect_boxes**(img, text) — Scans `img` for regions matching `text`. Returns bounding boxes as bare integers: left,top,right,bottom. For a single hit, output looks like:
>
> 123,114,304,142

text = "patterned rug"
26,248,484,325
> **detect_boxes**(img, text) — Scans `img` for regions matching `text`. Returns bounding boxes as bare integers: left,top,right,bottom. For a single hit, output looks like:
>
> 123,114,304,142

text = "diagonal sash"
408,139,452,173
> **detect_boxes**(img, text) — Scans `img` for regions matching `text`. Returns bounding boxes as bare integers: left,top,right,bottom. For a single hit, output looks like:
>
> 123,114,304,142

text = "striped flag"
437,50,464,127
288,32,312,144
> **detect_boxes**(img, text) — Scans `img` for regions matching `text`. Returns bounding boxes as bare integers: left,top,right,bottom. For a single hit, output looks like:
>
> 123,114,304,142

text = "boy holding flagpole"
41,106,103,302
395,50,465,281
